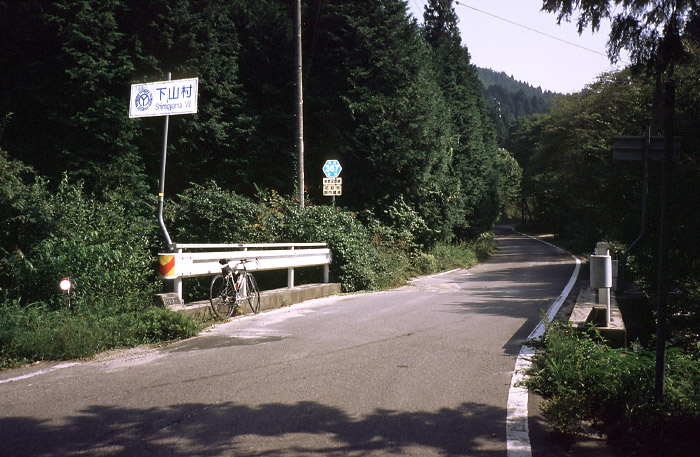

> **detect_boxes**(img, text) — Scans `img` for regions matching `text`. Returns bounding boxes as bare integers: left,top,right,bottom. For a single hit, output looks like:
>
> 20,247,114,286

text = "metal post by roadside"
655,78,675,402
619,126,650,285
157,72,173,251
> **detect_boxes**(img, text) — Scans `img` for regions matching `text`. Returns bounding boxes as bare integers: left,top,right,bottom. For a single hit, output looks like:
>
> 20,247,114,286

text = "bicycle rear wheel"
210,274,235,318
241,272,261,314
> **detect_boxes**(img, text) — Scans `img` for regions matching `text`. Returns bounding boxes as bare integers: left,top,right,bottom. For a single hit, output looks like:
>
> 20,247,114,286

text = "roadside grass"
0,298,203,370
527,322,700,456
373,233,496,290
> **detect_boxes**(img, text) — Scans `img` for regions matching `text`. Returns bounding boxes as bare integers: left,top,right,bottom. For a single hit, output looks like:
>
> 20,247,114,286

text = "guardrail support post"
287,246,295,288
323,264,329,283
288,268,295,288
174,247,183,300
174,278,183,301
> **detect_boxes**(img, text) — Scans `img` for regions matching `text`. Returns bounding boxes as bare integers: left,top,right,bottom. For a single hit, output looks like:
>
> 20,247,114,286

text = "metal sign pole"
619,126,651,283
655,79,675,403
157,72,173,250
130,75,197,250
295,0,305,208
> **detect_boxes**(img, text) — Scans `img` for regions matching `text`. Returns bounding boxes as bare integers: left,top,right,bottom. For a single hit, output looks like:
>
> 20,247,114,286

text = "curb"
167,282,342,319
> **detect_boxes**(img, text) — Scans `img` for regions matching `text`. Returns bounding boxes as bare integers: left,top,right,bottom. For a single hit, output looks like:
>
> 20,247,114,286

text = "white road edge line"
506,238,581,457
0,362,78,384
409,268,461,282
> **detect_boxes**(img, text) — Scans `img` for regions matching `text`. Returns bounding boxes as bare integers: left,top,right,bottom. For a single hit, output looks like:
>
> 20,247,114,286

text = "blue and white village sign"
129,77,198,118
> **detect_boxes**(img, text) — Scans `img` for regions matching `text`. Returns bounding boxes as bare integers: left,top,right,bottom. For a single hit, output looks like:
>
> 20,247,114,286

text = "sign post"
130,75,198,251
612,80,679,402
613,130,680,282
613,135,680,162
322,160,342,206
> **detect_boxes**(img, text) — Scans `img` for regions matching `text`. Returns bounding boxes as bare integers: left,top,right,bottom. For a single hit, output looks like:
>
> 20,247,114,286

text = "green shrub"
134,307,202,343
371,246,413,289
171,181,268,243
1,175,158,312
380,196,433,250
413,252,438,274
528,323,656,435
171,187,384,292
0,159,200,368
281,205,381,292
430,243,478,270
528,322,700,455
0,152,53,254
471,232,497,260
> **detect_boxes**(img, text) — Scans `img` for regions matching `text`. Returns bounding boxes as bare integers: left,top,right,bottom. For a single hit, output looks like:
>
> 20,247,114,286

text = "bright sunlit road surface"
0,228,579,456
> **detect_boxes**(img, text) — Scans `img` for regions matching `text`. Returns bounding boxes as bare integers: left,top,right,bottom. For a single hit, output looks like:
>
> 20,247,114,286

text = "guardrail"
158,243,331,301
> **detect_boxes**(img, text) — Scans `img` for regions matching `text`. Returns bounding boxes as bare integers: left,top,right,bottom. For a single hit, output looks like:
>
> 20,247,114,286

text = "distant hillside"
477,67,561,145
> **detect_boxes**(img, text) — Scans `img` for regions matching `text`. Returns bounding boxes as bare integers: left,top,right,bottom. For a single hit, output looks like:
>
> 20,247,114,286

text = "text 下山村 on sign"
129,78,198,118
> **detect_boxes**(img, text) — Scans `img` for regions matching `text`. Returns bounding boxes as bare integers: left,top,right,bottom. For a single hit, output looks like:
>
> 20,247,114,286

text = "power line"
411,0,425,20
454,0,610,59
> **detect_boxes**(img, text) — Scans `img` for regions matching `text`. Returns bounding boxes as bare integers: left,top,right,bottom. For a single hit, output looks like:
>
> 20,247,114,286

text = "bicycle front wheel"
240,272,261,314
210,274,235,318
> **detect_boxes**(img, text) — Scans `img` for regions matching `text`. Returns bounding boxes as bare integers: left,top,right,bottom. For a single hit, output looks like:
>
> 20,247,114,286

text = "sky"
407,0,629,94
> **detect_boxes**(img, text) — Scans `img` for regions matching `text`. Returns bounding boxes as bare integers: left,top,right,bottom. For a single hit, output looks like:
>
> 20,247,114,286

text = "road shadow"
0,400,507,456
428,231,579,356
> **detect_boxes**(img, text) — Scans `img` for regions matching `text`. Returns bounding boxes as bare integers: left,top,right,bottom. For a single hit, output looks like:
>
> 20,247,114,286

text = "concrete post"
288,268,295,289
590,254,613,326
595,242,610,303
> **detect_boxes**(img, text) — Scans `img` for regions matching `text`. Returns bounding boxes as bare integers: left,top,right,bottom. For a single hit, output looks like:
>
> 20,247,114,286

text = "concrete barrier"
569,284,627,348
165,282,342,319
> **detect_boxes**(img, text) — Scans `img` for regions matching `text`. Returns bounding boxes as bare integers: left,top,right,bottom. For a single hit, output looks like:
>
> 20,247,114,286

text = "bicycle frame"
223,258,256,298
211,258,260,318
236,271,247,297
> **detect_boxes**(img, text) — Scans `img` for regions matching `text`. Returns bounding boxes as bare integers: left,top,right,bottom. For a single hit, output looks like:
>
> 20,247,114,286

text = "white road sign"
323,177,342,196
129,78,198,118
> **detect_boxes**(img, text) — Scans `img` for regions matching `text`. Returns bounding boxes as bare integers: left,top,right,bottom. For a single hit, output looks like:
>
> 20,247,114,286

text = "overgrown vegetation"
0,0,513,369
510,1,700,300
477,67,558,145
0,151,203,368
0,0,518,244
527,322,700,456
507,1,700,450
0,151,497,369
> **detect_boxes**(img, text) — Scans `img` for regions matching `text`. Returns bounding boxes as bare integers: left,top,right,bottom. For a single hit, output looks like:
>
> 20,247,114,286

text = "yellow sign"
158,254,176,278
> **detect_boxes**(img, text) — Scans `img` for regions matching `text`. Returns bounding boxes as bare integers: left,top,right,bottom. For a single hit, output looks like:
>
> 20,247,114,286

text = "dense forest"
2,0,700,374
477,67,558,144
0,0,515,242
506,9,700,306
0,0,521,364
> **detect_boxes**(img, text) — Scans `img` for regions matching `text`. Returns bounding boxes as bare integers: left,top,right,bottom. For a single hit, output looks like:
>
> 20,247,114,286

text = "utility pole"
295,0,305,208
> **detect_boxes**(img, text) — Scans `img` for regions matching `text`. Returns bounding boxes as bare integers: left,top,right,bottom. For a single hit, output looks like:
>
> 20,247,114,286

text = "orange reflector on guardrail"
158,254,176,278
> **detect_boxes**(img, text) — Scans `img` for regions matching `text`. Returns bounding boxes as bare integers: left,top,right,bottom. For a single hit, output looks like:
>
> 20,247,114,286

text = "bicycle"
209,258,261,318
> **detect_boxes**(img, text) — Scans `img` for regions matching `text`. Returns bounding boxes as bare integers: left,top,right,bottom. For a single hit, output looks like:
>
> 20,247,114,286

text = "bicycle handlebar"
219,258,259,269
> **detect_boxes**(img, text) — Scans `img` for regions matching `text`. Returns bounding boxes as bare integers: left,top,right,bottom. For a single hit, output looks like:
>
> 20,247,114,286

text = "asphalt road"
0,229,580,457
